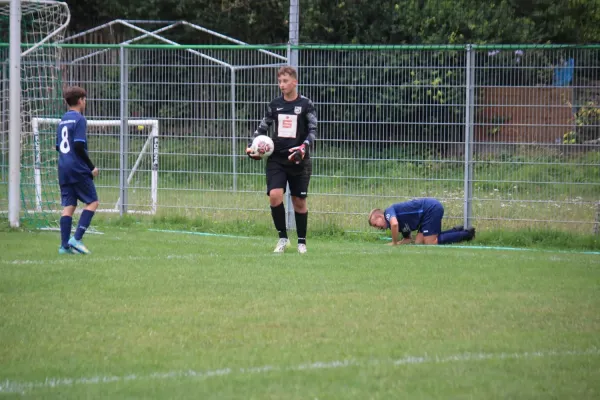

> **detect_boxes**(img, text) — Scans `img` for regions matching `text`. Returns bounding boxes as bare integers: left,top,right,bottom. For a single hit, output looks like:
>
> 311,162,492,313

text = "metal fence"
2,43,600,233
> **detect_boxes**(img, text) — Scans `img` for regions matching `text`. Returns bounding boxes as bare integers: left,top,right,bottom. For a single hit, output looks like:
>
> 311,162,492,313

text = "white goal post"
31,118,159,214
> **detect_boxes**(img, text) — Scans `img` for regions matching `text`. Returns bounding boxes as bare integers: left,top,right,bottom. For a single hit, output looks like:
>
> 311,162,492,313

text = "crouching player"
56,86,99,255
368,198,475,245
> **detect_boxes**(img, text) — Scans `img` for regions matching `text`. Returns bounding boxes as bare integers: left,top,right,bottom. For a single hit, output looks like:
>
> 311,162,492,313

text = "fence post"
1,62,6,187
119,45,129,216
463,45,475,228
8,0,22,227
288,0,300,67
285,43,296,230
285,1,300,229
231,67,237,191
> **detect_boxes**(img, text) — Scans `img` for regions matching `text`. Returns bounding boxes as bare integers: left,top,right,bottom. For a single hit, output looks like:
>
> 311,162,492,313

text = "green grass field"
1,226,599,399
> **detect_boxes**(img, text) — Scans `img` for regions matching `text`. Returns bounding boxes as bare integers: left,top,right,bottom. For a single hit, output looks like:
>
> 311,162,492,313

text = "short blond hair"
368,208,383,226
277,66,297,80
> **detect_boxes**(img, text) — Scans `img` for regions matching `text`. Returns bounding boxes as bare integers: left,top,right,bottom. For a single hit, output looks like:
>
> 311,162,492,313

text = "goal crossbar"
0,0,71,57
31,118,159,215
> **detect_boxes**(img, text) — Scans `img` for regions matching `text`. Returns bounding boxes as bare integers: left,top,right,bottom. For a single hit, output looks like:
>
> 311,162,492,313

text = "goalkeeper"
368,198,475,245
246,66,317,254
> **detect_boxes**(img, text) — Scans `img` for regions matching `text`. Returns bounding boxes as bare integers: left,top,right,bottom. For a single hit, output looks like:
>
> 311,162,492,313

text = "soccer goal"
0,0,71,227
32,118,160,215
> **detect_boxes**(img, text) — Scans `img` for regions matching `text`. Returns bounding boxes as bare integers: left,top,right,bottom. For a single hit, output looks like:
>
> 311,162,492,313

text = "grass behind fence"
4,135,600,236
85,136,600,231
81,136,600,195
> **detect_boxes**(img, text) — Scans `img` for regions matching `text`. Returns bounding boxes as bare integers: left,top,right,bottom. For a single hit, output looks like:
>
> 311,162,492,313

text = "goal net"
32,118,159,215
0,0,70,227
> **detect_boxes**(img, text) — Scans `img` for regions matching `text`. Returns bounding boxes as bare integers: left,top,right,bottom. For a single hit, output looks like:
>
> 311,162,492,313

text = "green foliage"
62,0,600,45
63,0,289,44
56,1,600,152
564,100,600,144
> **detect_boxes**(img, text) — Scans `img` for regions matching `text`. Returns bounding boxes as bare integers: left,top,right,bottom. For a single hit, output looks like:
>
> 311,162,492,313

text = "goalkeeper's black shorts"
265,157,312,198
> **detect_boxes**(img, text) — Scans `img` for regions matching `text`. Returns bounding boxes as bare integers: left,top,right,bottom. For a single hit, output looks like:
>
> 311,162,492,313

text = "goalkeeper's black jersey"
250,95,317,161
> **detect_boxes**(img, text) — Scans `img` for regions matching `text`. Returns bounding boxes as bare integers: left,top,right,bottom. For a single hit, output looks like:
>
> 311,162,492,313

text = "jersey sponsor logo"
277,114,298,138
385,214,390,221
58,119,77,125
294,106,302,114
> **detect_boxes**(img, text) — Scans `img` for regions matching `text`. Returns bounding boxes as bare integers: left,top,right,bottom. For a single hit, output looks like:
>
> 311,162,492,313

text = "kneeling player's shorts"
60,178,98,207
266,158,312,198
419,198,444,236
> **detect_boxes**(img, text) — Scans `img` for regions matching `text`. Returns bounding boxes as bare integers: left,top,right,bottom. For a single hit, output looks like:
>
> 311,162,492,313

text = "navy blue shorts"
60,178,98,207
419,199,444,236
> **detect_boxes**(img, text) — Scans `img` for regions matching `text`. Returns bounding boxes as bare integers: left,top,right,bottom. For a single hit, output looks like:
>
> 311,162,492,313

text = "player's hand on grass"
246,147,261,160
288,144,306,164
91,167,99,178
387,238,411,246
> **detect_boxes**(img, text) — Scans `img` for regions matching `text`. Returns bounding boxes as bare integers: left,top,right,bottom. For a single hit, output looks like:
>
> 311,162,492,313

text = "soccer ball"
251,135,274,159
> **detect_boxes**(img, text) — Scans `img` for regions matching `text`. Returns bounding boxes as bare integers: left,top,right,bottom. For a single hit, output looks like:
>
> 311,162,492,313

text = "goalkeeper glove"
246,147,261,160
288,144,306,164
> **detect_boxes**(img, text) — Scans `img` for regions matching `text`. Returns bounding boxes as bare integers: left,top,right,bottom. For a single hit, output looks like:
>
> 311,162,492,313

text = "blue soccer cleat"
68,237,91,255
58,246,77,255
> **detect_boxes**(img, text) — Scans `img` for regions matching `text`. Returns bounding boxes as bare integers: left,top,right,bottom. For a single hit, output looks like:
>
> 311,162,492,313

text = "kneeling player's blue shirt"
384,198,439,232
56,110,91,185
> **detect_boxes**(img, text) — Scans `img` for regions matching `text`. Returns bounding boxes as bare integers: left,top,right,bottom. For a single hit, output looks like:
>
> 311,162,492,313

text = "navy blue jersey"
56,111,91,184
384,198,441,233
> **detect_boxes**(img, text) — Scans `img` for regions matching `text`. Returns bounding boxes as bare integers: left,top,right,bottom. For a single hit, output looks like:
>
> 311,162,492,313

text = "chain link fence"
2,43,599,233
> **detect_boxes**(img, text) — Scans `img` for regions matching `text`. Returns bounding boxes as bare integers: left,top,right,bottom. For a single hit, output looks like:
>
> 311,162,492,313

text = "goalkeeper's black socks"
271,203,288,239
295,211,308,245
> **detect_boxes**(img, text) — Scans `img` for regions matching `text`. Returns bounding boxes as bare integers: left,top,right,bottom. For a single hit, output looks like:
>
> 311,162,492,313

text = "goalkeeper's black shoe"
465,227,476,241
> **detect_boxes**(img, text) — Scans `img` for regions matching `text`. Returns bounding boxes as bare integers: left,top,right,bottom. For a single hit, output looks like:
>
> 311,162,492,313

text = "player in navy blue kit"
368,198,475,245
56,86,99,255
246,66,317,254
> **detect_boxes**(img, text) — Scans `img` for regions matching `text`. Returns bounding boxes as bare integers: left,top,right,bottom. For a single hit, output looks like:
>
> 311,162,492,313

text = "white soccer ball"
251,135,275,159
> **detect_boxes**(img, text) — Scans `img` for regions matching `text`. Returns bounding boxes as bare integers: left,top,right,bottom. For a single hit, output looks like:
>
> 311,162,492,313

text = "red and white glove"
246,147,261,160
288,144,306,164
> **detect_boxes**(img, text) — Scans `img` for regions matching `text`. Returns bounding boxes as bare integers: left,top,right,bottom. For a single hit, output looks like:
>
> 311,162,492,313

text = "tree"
63,0,600,44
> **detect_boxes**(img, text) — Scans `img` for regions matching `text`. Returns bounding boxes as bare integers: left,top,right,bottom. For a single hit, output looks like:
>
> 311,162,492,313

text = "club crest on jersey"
294,106,302,114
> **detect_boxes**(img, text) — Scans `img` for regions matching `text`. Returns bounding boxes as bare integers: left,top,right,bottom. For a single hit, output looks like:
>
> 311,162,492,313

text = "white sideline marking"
0,348,597,394
2,254,200,265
